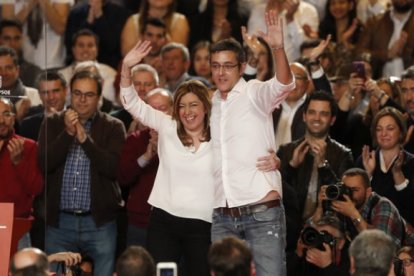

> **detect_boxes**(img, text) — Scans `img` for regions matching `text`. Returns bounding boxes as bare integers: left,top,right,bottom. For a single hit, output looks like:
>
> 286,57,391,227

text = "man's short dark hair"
116,246,155,276
401,65,414,82
70,70,103,96
210,38,246,64
36,70,67,90
303,90,338,117
208,237,252,276
343,168,371,188
71,29,99,48
0,45,19,65
0,19,23,34
143,17,167,33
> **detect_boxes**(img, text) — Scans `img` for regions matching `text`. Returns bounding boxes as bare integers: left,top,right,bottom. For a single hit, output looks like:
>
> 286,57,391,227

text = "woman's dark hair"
172,80,211,146
371,107,407,146
319,0,360,44
138,0,177,35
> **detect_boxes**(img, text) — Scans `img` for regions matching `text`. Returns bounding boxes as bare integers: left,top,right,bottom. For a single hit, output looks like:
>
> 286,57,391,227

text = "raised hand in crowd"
64,108,78,136
341,19,358,48
7,137,25,165
48,252,82,267
121,41,152,87
258,9,284,50
241,26,262,67
391,150,406,186
289,139,310,168
142,128,158,161
362,145,376,177
87,0,104,24
307,137,327,167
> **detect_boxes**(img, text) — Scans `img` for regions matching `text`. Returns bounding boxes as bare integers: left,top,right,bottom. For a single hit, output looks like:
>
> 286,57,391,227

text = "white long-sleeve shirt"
121,85,214,222
210,77,295,208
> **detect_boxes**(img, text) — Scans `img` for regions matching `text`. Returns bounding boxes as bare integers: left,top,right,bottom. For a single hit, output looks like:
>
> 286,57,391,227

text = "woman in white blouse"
120,41,278,275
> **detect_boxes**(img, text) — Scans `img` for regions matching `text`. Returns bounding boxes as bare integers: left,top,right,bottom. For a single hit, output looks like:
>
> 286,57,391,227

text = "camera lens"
301,227,320,247
325,185,340,200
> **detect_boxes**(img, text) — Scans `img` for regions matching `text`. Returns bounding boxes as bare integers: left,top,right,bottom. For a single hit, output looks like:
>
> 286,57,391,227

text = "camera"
323,182,353,214
301,226,336,251
325,182,352,200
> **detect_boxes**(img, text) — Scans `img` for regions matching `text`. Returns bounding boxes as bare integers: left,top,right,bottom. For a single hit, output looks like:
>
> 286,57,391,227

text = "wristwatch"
352,217,362,225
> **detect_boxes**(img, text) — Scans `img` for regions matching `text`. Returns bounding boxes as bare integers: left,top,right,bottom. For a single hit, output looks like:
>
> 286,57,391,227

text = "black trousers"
147,208,211,276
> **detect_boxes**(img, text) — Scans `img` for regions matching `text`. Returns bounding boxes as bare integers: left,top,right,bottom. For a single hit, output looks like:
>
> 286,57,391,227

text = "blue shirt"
60,120,92,211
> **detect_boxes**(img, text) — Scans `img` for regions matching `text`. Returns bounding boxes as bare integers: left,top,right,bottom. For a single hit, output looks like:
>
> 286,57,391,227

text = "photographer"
310,167,405,247
288,215,350,276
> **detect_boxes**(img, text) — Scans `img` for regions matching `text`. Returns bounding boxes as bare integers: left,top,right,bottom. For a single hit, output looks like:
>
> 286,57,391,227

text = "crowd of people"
1,0,414,275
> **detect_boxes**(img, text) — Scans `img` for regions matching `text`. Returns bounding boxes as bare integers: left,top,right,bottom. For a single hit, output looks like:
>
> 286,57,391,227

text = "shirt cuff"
137,154,150,168
311,67,324,79
395,179,409,191
244,64,257,75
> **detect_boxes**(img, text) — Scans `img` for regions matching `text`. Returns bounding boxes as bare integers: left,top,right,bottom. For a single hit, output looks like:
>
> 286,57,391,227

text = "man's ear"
239,63,247,77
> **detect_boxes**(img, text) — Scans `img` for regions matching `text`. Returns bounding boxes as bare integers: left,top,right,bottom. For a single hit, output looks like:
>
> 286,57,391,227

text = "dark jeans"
147,208,211,276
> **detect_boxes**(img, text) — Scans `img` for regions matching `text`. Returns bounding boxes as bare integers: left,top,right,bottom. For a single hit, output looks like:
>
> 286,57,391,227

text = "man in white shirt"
210,10,295,276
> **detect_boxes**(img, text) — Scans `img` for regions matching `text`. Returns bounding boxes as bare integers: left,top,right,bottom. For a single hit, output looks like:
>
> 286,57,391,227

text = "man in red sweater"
0,97,43,248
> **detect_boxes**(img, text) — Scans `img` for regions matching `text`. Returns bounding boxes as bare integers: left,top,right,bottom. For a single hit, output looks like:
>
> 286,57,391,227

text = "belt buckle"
73,210,86,216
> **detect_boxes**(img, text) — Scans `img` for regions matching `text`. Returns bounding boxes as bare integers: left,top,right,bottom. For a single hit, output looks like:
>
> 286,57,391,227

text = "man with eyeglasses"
401,66,414,154
38,70,126,276
0,97,43,249
310,168,406,248
209,10,294,276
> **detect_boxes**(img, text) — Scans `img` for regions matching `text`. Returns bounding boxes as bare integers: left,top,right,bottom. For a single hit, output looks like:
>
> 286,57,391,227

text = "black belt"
215,199,281,218
61,210,91,216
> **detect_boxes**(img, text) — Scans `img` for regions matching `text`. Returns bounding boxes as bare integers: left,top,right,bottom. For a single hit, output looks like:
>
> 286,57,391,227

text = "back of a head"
116,246,155,276
208,237,253,276
10,248,49,276
349,230,395,276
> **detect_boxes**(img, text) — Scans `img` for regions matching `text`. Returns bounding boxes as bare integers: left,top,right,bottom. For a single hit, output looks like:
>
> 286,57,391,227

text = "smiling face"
0,54,19,89
70,78,100,121
211,51,245,98
375,115,402,150
303,100,335,138
72,35,98,62
0,99,15,139
38,80,67,113
329,0,353,20
178,92,206,134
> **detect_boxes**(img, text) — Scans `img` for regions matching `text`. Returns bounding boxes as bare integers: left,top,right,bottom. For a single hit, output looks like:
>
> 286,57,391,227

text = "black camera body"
325,182,352,200
301,226,336,251
323,182,353,214
394,258,405,276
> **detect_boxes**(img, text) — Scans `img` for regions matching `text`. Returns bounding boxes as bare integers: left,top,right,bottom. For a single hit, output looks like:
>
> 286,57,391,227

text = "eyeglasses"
210,63,239,72
400,258,414,267
72,90,98,99
0,111,15,119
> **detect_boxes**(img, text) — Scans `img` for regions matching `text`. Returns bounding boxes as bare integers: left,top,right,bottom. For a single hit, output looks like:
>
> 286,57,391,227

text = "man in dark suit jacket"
19,71,67,141
277,91,354,222
273,61,332,150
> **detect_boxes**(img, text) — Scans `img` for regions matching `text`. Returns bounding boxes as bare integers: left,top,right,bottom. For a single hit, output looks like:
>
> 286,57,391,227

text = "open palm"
258,9,284,49
123,40,152,68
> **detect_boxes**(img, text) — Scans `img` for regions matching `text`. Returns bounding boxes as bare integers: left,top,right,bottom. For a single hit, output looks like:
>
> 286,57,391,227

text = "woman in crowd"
190,41,212,83
189,0,248,50
398,246,414,276
319,0,362,49
358,107,414,226
119,41,277,276
121,0,189,56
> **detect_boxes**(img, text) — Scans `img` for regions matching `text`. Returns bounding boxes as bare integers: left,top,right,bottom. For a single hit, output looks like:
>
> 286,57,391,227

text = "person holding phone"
356,107,414,226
